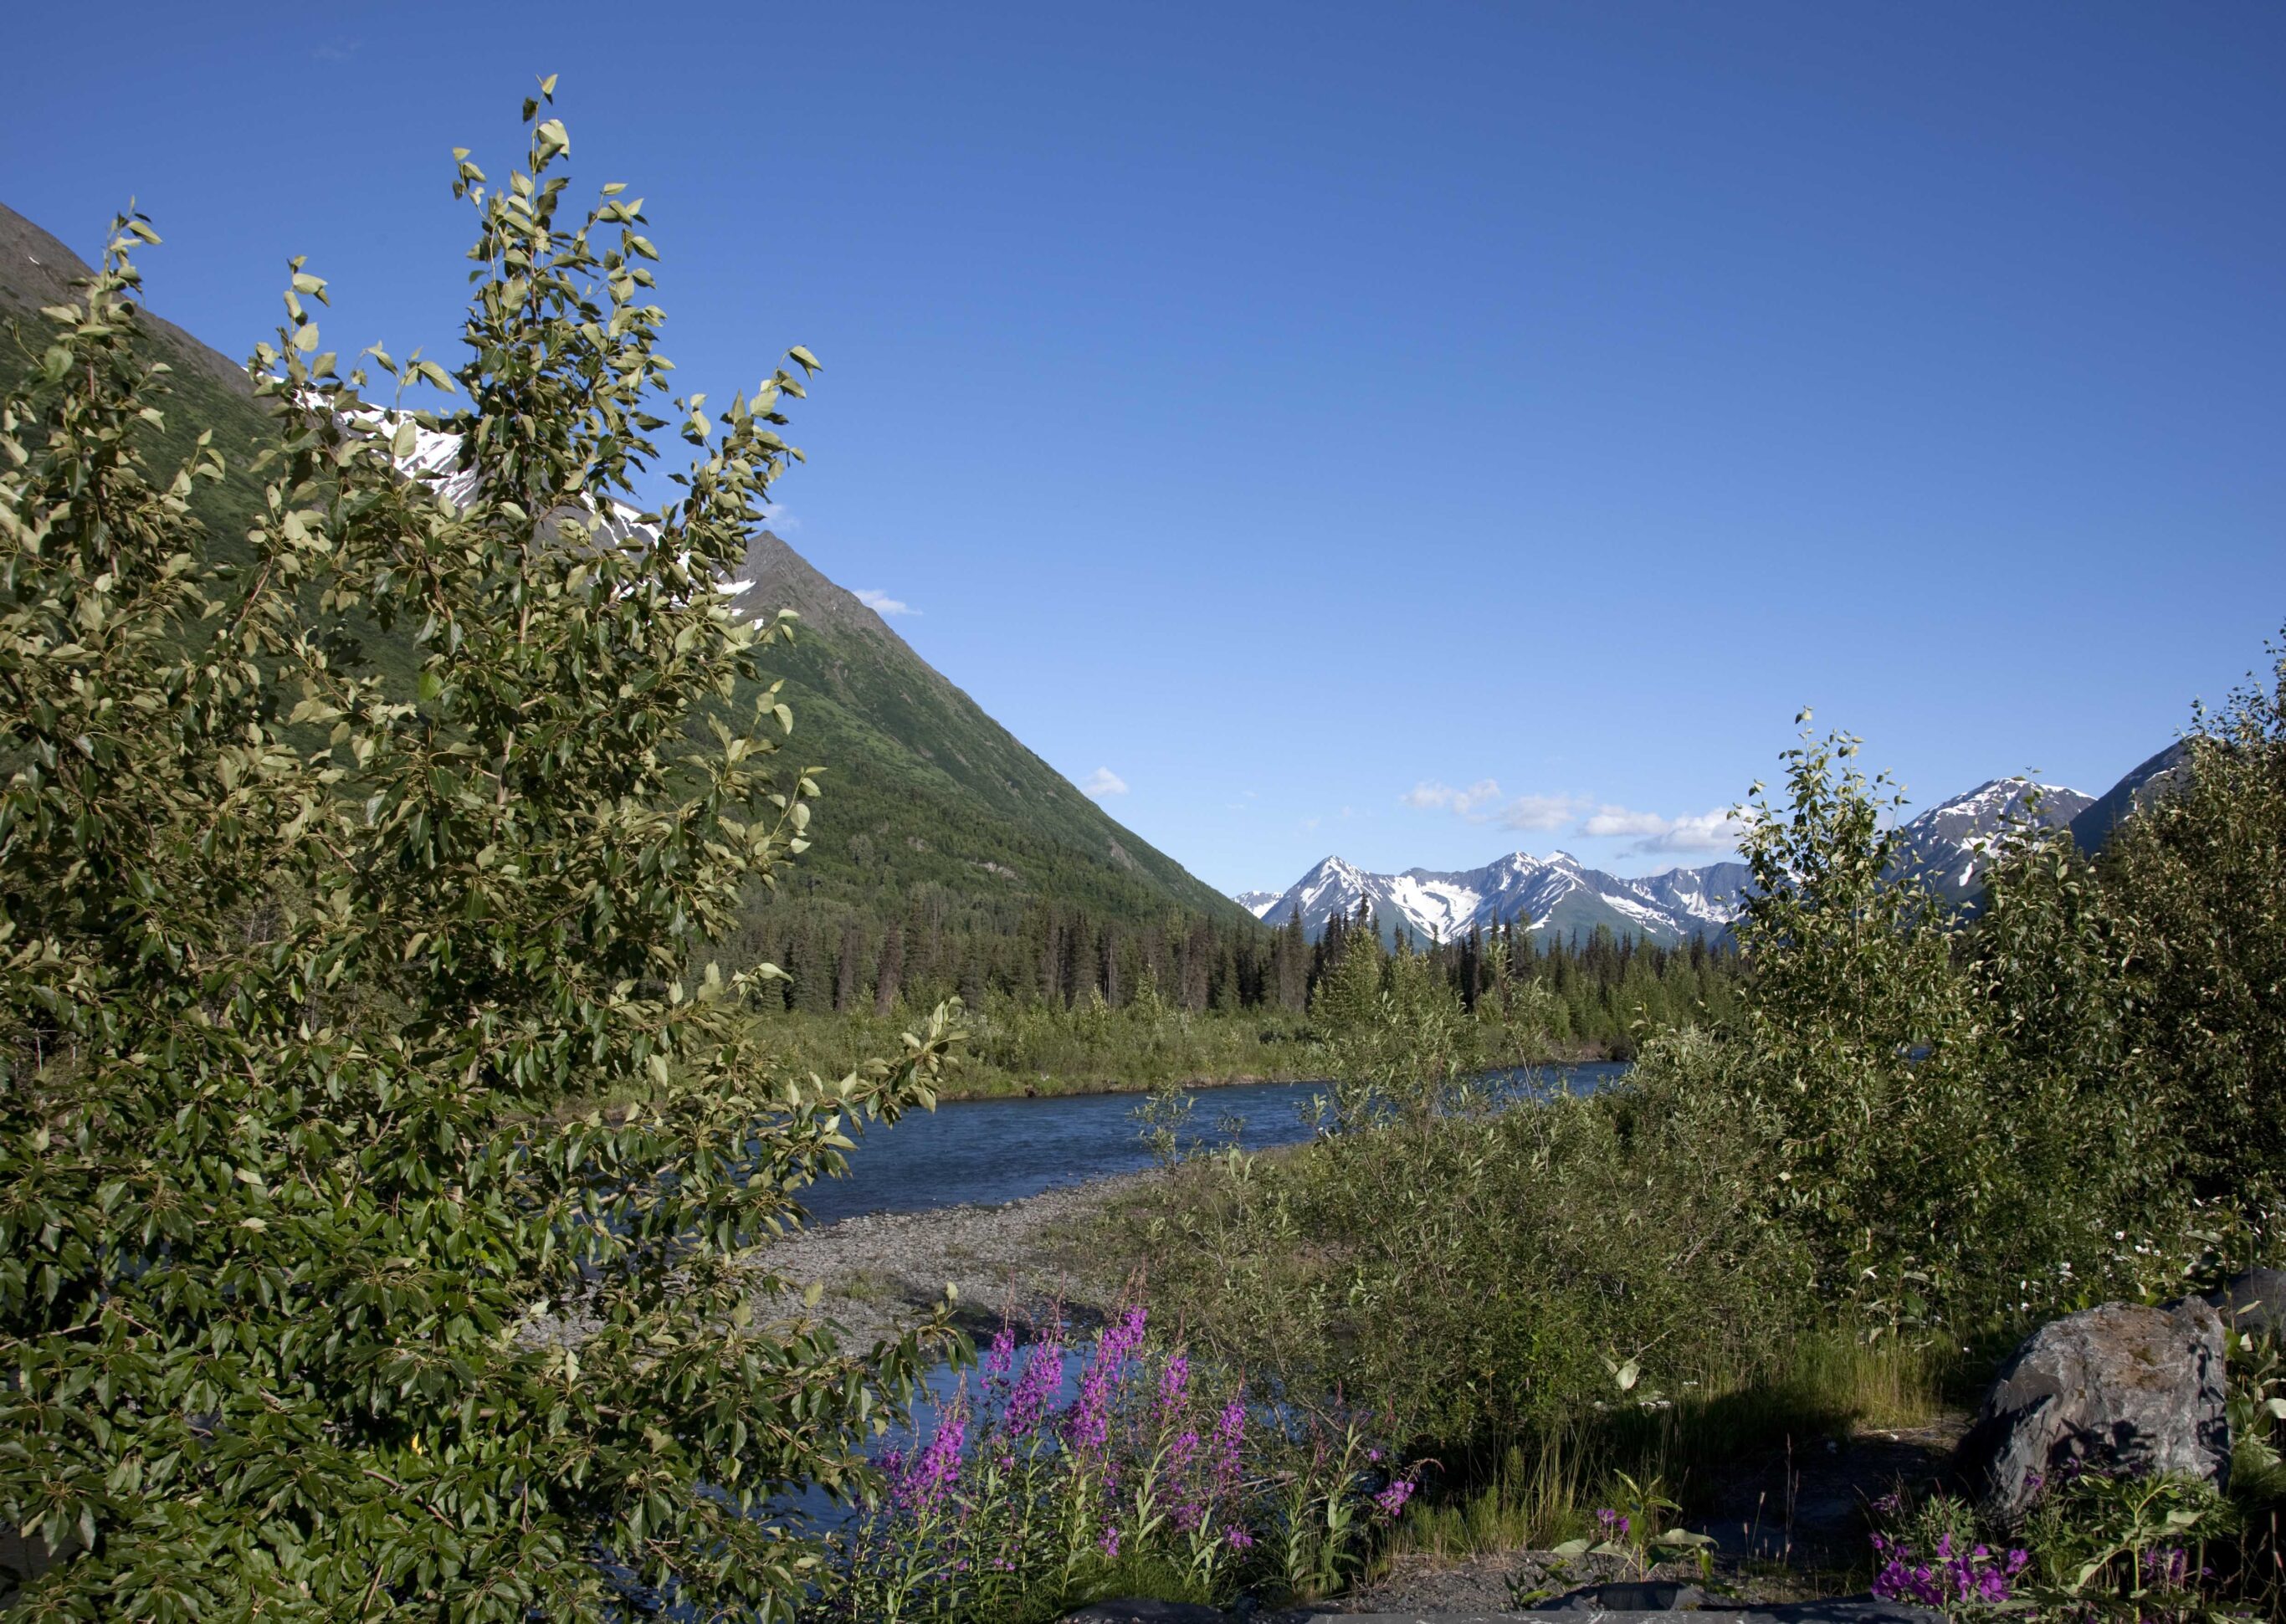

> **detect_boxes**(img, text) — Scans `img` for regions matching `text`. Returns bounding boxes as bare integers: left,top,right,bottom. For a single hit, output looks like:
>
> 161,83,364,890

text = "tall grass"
1392,1332,1954,1561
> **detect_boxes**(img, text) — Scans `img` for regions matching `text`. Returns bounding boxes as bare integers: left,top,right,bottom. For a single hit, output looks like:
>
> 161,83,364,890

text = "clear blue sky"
6,3,2281,895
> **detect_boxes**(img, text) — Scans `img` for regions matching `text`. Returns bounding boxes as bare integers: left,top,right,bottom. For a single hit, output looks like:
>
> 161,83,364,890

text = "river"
801,1062,1631,1226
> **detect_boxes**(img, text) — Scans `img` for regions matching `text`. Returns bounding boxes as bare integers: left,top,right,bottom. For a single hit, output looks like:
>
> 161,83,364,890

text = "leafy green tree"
2098,641,2286,1205
0,88,958,1621
1729,717,2012,1325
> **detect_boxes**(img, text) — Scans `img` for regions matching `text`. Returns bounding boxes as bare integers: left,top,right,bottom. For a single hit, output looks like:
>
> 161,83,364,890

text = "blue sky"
6,3,2281,895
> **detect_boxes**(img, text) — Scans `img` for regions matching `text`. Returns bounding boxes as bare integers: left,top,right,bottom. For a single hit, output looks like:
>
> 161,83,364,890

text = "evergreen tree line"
727,889,1742,1054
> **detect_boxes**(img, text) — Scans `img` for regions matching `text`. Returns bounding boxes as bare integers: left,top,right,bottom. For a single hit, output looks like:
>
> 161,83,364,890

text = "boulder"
1059,1601,1230,1624
2201,1266,2286,1341
1954,1298,2228,1524
1531,1580,1713,1611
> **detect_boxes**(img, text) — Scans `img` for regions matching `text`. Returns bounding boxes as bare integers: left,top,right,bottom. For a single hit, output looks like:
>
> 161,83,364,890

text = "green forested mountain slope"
1,201,1243,931
729,530,1243,925
2,204,273,559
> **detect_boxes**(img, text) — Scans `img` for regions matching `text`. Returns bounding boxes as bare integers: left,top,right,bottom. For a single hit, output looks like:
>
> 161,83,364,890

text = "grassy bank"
730,996,1604,1100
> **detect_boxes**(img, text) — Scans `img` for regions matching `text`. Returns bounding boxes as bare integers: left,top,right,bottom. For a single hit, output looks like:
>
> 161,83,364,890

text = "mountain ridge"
0,199,1243,932
1245,770,2132,945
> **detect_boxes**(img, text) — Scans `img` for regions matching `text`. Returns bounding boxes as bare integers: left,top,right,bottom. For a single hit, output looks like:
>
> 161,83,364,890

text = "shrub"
0,89,958,1621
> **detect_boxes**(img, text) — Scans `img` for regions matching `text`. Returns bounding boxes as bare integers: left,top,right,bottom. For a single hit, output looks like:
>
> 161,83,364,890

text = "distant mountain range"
1243,764,2167,945
1238,850,1751,947
0,201,1244,930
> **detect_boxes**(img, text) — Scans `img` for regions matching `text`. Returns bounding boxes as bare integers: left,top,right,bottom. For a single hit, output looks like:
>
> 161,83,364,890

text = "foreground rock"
1065,1599,1939,1623
1954,1297,2229,1523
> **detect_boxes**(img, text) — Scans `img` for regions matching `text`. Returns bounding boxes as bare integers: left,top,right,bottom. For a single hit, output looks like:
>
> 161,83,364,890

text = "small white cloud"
1081,767,1129,799
1407,779,1581,830
1496,794,1581,832
1585,804,1747,854
1402,778,1505,817
854,588,919,617
758,501,801,533
1581,805,1673,838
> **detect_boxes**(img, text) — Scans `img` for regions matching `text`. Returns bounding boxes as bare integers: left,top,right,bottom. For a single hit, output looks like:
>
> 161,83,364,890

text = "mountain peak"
736,530,910,646
1248,848,1745,947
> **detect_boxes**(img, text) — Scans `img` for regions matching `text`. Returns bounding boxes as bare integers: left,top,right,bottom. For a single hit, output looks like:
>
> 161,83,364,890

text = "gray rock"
1954,1297,2229,1524
1310,1607,1938,1623
1061,1601,1231,1624
1531,1581,1712,1611
2201,1266,2286,1341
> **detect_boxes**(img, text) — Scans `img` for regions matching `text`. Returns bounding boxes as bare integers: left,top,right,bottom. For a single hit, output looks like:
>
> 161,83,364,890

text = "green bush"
0,91,959,1621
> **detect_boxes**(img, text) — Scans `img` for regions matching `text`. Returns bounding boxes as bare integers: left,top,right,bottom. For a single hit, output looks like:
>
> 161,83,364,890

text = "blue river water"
797,1061,1632,1226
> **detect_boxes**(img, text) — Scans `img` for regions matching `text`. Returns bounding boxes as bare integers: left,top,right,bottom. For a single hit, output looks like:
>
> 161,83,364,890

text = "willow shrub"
1125,684,2286,1459
0,90,961,1621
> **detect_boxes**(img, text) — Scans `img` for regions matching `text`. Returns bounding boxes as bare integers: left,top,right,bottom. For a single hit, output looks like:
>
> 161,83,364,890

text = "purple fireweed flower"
1158,1352,1191,1415
1005,1332,1064,1437
1168,1428,1204,1531
983,1326,1016,1385
1225,1524,1255,1550
893,1406,966,1514
1065,1360,1116,1452
1373,1478,1416,1518
1064,1308,1151,1454
1099,1524,1122,1559
1870,1531,2028,1609
1211,1398,1246,1496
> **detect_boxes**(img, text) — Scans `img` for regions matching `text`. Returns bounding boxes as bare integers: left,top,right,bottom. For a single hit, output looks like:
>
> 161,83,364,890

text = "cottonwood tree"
0,85,957,1621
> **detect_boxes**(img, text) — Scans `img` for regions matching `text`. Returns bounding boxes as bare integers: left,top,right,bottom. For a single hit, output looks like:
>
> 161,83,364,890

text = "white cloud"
1495,794,1581,832
1406,779,1581,830
1402,778,1505,817
1585,804,1747,853
1081,767,1129,799
758,501,801,532
854,588,918,617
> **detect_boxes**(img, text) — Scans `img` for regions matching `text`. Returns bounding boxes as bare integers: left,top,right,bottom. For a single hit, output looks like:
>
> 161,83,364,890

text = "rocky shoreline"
764,1170,1146,1348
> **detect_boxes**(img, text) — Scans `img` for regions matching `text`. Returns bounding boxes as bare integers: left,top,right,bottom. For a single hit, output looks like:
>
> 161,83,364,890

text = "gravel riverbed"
763,1170,1149,1349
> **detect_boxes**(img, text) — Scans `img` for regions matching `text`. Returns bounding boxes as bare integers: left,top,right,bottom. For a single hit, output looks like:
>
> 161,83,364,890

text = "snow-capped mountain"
1890,776,2094,907
1238,773,2109,945
1238,852,1750,947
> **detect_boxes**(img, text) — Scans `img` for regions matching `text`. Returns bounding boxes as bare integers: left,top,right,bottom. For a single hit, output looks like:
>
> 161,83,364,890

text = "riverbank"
766,1171,1147,1349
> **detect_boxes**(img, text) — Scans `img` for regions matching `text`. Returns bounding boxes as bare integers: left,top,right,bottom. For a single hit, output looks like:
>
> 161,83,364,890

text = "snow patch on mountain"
1892,777,2093,906
1246,850,1747,946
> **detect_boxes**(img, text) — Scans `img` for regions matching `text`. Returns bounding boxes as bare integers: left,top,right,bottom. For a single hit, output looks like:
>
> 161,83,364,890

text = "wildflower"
1158,1351,1190,1415
1099,1524,1122,1559
1373,1478,1415,1517
1064,1308,1149,1453
1595,1508,1630,1537
1168,1427,1204,1531
1225,1524,1255,1550
982,1326,1016,1385
893,1406,966,1514
1210,1397,1246,1497
1005,1330,1064,1437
